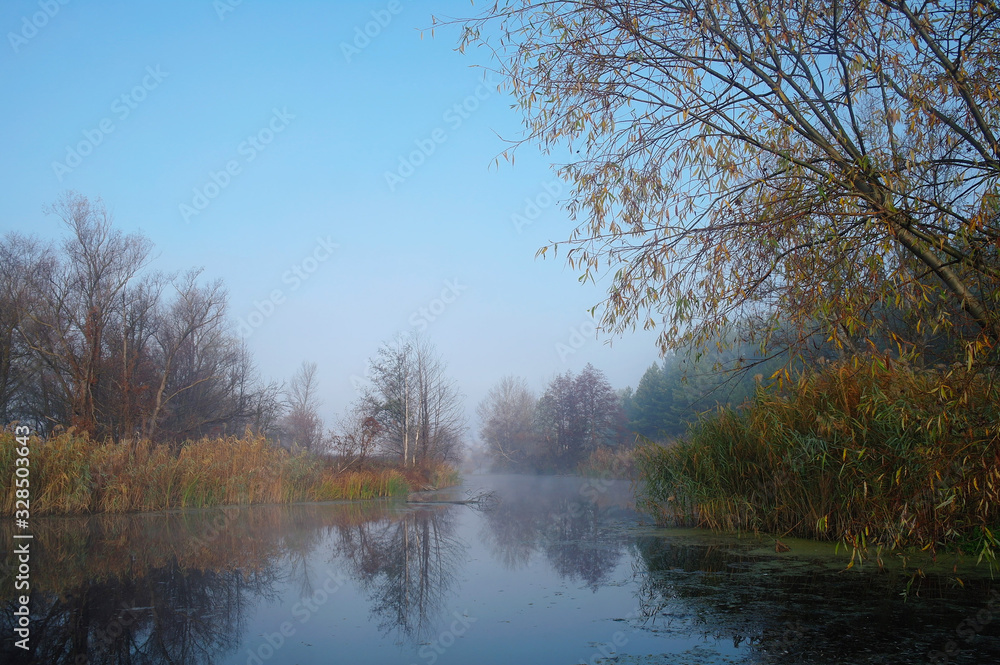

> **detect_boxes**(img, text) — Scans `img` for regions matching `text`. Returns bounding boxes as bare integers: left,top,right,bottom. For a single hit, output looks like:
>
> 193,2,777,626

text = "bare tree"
225,341,284,437
145,269,229,440
1,194,284,443
329,400,382,469
101,271,164,441
411,338,465,464
280,360,323,451
365,335,465,466
477,375,537,470
0,233,54,428
21,193,152,437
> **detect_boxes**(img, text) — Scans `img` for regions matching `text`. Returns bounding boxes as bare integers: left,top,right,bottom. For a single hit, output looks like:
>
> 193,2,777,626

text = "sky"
0,0,663,435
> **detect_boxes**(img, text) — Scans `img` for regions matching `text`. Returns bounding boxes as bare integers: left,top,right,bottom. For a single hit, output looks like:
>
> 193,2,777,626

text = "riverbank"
636,358,1000,562
0,430,457,515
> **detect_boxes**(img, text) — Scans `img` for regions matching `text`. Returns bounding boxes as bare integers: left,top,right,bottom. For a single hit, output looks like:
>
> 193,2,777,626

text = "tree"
330,400,382,468
99,271,164,441
460,0,1000,367
0,195,284,443
0,234,53,428
145,269,228,441
281,360,323,451
628,362,679,441
477,375,537,469
574,363,627,452
25,193,153,436
535,371,582,470
364,335,464,465
535,364,625,471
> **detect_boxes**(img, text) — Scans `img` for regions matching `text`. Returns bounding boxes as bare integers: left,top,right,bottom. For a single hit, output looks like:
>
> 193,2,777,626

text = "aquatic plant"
577,445,638,479
637,357,1000,561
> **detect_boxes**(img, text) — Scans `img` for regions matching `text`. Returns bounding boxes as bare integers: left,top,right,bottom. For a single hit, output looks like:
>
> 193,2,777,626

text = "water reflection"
0,502,464,664
480,475,635,590
24,563,258,665
1,477,999,664
632,535,1000,664
334,506,463,640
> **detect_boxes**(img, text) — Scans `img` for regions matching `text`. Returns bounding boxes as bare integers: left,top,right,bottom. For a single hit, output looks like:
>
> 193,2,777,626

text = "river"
2,474,999,664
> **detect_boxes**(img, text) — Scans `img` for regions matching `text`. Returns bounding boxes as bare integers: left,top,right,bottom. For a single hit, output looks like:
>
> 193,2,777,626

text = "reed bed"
637,358,1000,560
578,445,638,479
426,460,461,489
0,431,413,515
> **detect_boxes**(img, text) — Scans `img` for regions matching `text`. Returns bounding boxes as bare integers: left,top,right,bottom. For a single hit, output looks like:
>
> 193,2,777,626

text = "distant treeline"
476,341,785,475
1,193,466,471
477,365,630,474
621,340,784,442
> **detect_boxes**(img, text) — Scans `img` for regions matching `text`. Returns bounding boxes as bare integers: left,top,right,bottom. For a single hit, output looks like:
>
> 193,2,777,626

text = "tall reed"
0,431,411,515
578,445,638,479
637,358,1000,560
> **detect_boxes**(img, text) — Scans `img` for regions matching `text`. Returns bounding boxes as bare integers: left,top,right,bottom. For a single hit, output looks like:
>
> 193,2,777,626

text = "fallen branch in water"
406,488,499,509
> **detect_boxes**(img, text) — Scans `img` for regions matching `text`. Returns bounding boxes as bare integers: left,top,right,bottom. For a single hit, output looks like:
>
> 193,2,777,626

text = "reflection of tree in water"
481,477,631,590
632,536,1000,665
0,504,362,665
334,506,465,641
1,559,278,665
279,510,340,602
542,498,627,590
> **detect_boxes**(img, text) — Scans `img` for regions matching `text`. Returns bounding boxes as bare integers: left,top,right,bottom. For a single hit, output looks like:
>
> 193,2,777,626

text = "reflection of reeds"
637,359,1000,559
0,501,396,599
0,431,413,515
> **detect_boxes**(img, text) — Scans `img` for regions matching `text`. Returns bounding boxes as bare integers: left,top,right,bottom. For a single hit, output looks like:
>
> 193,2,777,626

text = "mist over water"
2,475,998,664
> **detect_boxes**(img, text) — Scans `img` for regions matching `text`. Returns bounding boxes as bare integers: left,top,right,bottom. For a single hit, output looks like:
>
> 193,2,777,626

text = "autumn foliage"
637,357,1000,559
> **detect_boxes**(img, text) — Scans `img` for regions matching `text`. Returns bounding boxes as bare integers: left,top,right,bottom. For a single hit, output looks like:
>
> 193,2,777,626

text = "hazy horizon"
1,0,665,442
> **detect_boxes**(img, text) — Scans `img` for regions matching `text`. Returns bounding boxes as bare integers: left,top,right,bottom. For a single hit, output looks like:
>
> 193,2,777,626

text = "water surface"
2,474,998,664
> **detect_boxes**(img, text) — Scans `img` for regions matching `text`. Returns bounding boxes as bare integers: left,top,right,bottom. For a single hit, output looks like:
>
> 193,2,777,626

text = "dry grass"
0,431,413,515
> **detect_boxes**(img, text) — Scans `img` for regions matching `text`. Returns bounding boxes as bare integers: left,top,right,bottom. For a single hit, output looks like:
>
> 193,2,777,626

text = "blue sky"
1,0,662,433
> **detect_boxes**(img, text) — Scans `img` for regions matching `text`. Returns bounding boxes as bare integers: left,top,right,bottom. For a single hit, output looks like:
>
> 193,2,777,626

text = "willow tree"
460,0,1000,366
